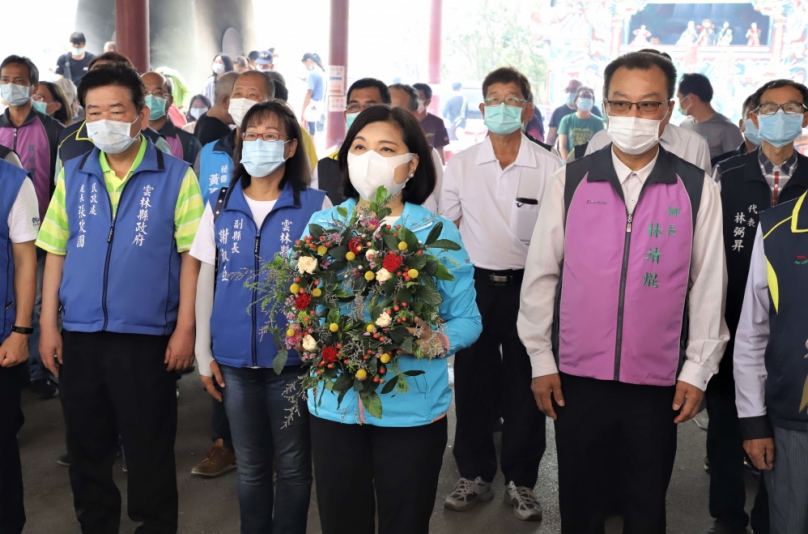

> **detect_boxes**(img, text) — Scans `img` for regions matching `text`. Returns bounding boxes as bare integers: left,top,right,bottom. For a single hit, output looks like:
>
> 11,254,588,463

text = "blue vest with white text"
0,161,28,342
210,180,326,369
59,140,189,335
198,134,235,206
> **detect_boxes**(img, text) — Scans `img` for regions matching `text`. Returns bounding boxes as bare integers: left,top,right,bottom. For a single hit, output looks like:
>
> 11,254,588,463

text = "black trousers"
452,277,546,487
211,389,233,450
0,364,25,534
706,359,769,532
60,331,178,534
310,416,447,534
555,373,677,534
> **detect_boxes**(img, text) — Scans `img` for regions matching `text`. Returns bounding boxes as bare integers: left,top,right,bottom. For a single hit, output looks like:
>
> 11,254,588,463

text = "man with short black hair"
414,82,450,162
56,32,95,86
37,65,203,534
678,73,743,159
520,51,728,532
142,71,202,165
442,66,562,521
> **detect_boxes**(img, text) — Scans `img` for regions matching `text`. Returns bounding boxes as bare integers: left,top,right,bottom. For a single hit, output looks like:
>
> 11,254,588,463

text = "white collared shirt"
586,122,712,174
440,134,562,270
517,145,729,389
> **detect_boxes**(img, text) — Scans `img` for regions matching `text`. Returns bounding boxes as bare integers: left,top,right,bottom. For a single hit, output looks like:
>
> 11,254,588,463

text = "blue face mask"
345,111,359,131
32,100,48,115
743,118,761,146
757,110,805,148
145,95,167,120
577,98,594,112
484,103,523,135
241,139,287,177
1,83,30,107
566,92,576,106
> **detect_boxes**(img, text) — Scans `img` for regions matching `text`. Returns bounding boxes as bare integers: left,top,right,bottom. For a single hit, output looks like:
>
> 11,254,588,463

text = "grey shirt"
679,113,744,159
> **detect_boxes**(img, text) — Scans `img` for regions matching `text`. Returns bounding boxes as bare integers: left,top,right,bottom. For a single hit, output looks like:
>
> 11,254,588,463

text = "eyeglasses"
241,132,289,142
484,97,527,107
755,102,807,115
345,102,379,113
605,99,669,115
31,94,47,102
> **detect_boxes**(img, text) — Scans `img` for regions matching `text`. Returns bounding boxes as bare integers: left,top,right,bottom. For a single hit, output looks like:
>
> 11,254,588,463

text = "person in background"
524,98,546,143
300,52,325,137
34,81,73,126
233,56,251,74
203,54,234,106
193,100,329,534
142,72,201,166
442,67,561,522
194,71,237,147
103,41,117,53
442,82,467,141
55,78,81,122
182,94,212,135
711,94,760,167
305,105,481,534
732,81,808,534
519,51,728,533
413,82,450,163
162,77,187,128
0,55,64,400
263,70,319,171
312,78,390,205
0,156,39,534
254,51,274,72
36,64,203,534
247,50,260,69
55,32,95,87
557,86,605,161
678,73,744,159
546,78,603,147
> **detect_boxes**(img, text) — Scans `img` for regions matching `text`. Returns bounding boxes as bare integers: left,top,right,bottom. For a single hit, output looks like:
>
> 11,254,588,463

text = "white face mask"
190,107,207,120
212,62,225,75
606,115,662,155
86,117,140,154
347,150,414,201
71,46,84,55
228,98,259,128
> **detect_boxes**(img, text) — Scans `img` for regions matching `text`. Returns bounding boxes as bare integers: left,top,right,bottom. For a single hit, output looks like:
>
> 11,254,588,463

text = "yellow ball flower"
317,245,328,255
329,323,339,332
290,283,300,294
364,270,375,281
356,369,368,380
345,251,356,261
380,353,391,364
286,328,296,338
398,242,408,251
312,288,322,298
407,269,419,279
366,324,376,333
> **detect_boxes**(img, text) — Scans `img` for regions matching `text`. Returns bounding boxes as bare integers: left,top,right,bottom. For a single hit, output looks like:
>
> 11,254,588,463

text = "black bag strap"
213,186,228,283
63,53,73,83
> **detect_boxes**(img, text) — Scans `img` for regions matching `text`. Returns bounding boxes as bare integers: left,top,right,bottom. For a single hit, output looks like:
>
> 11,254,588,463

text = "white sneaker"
504,481,542,521
444,477,494,511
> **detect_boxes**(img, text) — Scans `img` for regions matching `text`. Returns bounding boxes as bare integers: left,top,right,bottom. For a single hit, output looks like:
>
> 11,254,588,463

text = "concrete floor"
17,360,760,534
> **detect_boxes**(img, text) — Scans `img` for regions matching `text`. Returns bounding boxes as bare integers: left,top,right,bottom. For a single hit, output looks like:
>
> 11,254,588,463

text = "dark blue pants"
0,364,25,534
220,364,312,534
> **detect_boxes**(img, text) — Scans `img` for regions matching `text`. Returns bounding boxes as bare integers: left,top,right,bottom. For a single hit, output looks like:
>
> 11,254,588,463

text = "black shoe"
30,378,59,399
700,521,749,534
57,453,70,467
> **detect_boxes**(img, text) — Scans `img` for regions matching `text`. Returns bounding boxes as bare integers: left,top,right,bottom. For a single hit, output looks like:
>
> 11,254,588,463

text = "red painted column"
428,0,443,114
116,0,150,74
326,0,349,151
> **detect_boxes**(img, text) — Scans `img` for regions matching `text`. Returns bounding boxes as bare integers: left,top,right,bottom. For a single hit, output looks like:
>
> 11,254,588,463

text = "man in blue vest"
36,64,203,534
733,79,808,534
195,71,275,205
0,158,39,534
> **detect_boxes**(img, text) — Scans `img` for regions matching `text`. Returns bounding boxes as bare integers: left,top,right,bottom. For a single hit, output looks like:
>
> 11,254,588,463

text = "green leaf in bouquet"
434,262,455,281
332,372,353,393
422,258,438,276
337,206,348,218
374,186,389,208
427,239,461,251
426,222,443,245
400,337,414,354
309,224,326,239
327,309,340,325
418,284,443,307
404,370,425,376
272,350,288,375
330,245,348,261
353,378,365,392
400,227,418,248
411,302,424,315
421,273,436,288
336,388,349,409
389,327,408,344
383,233,400,252
330,261,347,272
268,254,286,269
394,288,412,303
381,374,399,394
407,253,428,271
361,391,383,419
381,278,398,294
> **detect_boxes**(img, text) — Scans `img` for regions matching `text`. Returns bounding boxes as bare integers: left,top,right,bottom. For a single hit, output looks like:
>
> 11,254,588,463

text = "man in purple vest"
142,72,201,166
518,51,729,532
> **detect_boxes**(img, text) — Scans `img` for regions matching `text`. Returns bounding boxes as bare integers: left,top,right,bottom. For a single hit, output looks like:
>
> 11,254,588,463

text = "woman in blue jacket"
301,105,482,534
191,100,330,534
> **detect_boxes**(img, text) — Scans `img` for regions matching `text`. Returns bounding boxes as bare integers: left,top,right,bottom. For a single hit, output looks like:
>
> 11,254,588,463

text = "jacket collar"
791,192,808,233
1,106,38,128
587,144,677,197
158,117,179,137
78,136,163,178
223,179,300,220
475,134,538,169
213,129,237,156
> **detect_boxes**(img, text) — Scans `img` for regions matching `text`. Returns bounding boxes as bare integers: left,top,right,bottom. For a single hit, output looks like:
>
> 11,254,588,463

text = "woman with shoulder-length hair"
202,54,234,105
300,105,482,534
191,100,330,534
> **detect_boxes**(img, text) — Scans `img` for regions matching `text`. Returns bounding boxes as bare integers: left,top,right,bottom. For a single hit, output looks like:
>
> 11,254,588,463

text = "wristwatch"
11,325,33,335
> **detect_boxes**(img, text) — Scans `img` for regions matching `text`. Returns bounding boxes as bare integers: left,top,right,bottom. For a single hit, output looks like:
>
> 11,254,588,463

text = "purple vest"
164,133,183,161
0,114,51,222
559,147,703,386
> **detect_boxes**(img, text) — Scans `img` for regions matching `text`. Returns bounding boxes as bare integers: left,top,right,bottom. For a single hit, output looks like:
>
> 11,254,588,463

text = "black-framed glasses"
241,132,289,142
605,99,670,115
755,102,807,115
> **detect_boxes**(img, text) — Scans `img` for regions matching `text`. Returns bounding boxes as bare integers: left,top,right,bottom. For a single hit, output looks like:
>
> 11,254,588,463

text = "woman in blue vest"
191,100,330,534
301,105,482,534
